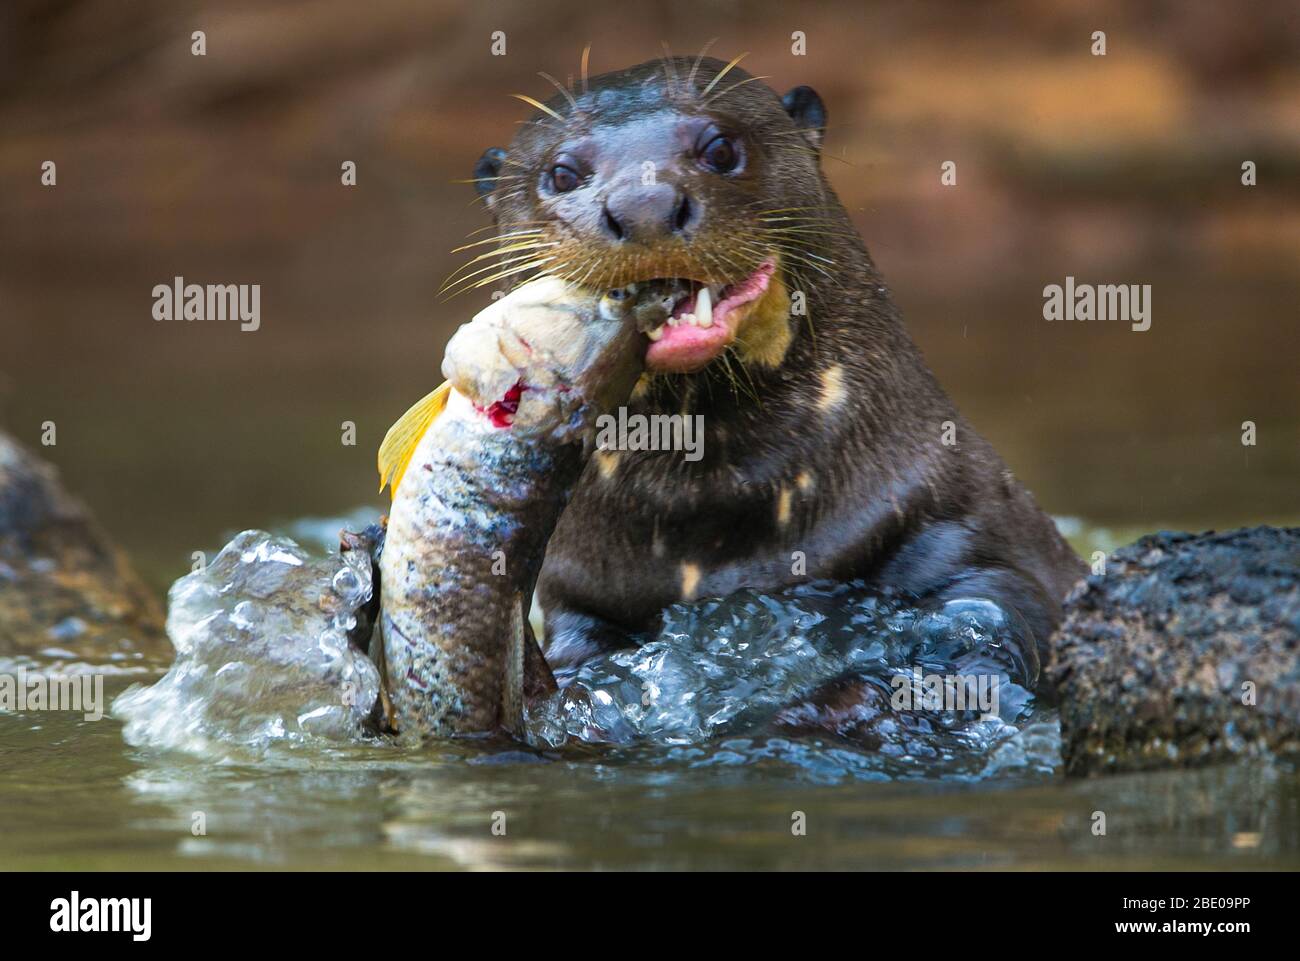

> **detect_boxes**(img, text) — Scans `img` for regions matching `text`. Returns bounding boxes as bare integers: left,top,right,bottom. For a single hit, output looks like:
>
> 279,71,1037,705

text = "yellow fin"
377,381,451,498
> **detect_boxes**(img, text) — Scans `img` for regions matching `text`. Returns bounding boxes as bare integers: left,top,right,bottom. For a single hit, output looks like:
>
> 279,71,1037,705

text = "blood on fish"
478,381,526,428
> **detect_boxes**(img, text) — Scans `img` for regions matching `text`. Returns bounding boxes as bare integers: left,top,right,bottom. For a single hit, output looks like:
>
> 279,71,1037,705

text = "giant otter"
467,56,1085,697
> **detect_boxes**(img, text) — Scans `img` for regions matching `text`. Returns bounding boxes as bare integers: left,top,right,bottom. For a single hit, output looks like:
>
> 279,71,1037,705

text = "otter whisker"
597,265,617,291
580,42,592,94
708,246,766,288
761,137,824,152
450,231,547,253
659,42,680,95
447,245,553,279
780,238,838,283
757,214,844,222
440,251,557,295
538,71,578,112
461,220,551,240
765,127,837,138
759,218,853,231
456,259,556,297
771,249,839,285
759,221,853,243
466,188,524,212
760,231,857,248
765,141,855,167
686,38,719,88
746,236,840,288
718,347,761,407
575,258,607,291
442,244,558,285
451,175,524,186
758,215,849,225
725,345,763,405
717,350,741,402
700,51,749,97
703,75,771,108
559,250,596,286
762,226,859,242
767,242,837,267
451,229,542,253
511,93,565,122
440,257,556,299
762,230,857,244
754,206,846,216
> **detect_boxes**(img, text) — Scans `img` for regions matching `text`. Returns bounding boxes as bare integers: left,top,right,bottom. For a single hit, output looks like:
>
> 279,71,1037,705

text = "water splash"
529,583,1056,780
113,531,380,756
115,530,1059,780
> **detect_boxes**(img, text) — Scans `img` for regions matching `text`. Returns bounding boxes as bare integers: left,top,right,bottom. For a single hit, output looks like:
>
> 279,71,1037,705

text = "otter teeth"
645,284,720,337
696,287,713,328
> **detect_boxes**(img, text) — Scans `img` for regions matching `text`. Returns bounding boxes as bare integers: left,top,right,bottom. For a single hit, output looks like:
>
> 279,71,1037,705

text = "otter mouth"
636,257,777,374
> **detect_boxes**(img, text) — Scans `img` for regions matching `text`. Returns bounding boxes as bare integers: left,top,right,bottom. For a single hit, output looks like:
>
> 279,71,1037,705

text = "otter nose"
601,183,696,242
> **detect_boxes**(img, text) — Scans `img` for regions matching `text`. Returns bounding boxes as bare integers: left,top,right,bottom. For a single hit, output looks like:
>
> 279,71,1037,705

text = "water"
113,529,1047,777
113,531,381,755
528,587,1048,782
4,681,1296,869
2,520,1291,869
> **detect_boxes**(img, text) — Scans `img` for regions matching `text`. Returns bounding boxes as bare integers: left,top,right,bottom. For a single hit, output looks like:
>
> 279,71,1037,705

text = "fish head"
441,276,646,439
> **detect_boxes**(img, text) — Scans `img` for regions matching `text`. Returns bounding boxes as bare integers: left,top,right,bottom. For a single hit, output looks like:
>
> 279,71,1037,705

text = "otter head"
465,57,831,377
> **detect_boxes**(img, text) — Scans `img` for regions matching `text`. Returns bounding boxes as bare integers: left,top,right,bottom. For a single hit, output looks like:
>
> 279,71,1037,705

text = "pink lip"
645,258,777,374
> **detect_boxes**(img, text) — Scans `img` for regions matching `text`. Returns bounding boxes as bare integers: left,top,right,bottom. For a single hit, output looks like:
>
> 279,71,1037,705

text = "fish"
374,276,668,737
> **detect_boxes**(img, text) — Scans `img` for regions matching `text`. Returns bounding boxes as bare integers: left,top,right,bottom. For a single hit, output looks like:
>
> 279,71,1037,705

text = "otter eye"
550,164,580,193
699,135,740,174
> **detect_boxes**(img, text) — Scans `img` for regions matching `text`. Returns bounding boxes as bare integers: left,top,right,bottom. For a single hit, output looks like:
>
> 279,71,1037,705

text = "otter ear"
473,147,508,206
781,86,827,152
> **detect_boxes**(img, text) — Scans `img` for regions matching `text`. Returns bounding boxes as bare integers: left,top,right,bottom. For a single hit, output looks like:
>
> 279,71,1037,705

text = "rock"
1050,527,1300,776
0,431,166,658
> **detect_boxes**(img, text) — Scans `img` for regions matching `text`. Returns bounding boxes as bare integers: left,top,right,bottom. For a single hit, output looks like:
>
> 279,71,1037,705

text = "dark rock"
0,431,166,658
1050,527,1300,776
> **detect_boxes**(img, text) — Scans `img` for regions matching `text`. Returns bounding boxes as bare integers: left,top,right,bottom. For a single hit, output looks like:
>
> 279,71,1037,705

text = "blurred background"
2,0,1297,593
